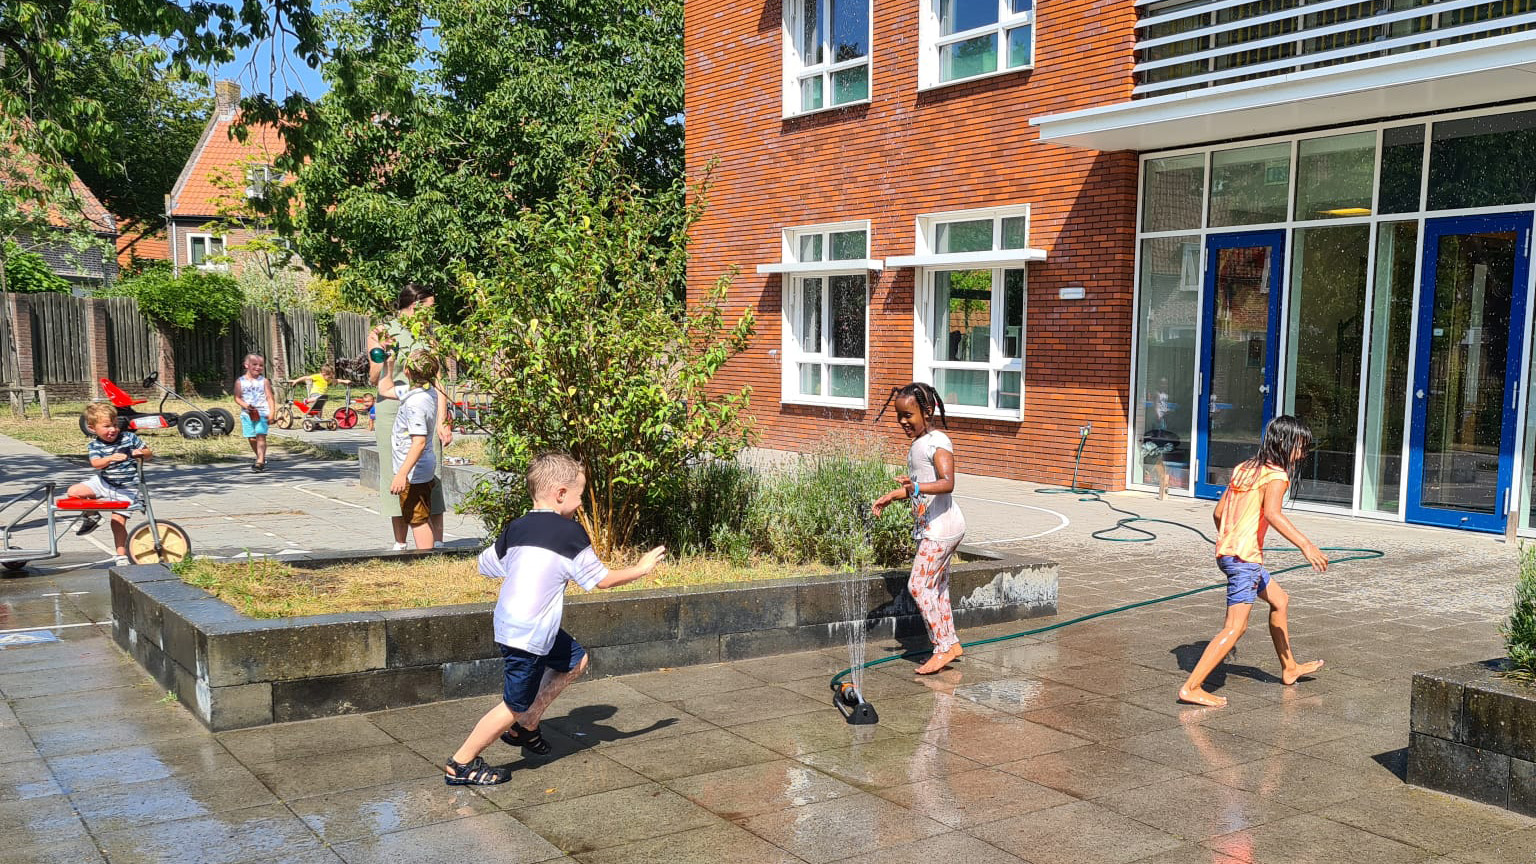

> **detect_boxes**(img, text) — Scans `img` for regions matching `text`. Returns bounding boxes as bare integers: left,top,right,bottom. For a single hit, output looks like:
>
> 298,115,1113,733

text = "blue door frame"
1406,213,1532,533
1195,230,1287,500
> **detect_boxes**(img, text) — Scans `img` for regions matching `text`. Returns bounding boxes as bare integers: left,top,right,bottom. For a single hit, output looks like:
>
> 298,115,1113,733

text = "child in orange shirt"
1178,416,1329,708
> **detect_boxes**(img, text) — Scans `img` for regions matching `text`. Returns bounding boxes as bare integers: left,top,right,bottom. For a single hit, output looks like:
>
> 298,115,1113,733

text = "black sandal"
444,756,510,786
500,722,551,755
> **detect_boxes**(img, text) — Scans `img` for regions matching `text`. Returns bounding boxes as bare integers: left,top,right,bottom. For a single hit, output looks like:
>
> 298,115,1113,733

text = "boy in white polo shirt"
444,452,666,786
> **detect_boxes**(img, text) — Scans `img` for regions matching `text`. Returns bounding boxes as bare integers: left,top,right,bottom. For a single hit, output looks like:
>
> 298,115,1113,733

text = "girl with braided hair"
873,382,968,674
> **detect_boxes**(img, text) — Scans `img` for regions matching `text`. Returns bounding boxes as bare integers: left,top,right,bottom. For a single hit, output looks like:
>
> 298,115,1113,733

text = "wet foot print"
915,645,962,675
1282,659,1324,685
1177,687,1227,708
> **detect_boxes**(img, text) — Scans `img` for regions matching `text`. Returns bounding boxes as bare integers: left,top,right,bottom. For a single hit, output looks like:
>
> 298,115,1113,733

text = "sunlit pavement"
3,436,1532,863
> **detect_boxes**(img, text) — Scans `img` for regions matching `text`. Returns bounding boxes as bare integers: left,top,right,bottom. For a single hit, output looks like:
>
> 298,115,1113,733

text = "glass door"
1407,214,1532,532
1196,231,1286,499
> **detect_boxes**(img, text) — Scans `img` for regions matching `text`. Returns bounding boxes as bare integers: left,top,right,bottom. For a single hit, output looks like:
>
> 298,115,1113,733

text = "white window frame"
187,233,227,270
907,205,1035,420
919,0,1037,91
776,221,874,408
917,266,1027,419
782,0,874,118
245,164,283,200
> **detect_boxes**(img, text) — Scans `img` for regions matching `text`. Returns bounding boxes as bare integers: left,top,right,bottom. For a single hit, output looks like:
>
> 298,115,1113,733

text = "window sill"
780,396,868,411
782,98,872,121
919,64,1034,93
939,405,1024,422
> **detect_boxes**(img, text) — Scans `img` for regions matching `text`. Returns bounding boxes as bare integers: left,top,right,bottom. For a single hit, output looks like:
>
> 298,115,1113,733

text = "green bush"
2,243,70,294
480,444,915,572
1503,545,1536,680
739,449,912,571
108,267,243,331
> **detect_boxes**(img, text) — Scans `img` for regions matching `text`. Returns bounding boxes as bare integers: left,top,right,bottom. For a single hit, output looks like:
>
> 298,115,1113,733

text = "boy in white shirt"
444,452,666,786
385,349,441,551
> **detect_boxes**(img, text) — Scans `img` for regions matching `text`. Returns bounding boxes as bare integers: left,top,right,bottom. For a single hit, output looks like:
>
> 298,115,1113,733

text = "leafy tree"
52,35,211,228
0,0,321,206
275,0,683,313
1,242,70,294
443,155,754,557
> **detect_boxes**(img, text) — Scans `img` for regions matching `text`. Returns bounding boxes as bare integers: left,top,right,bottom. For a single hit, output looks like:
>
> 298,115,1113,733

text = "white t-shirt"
907,430,966,542
480,511,609,654
391,386,437,483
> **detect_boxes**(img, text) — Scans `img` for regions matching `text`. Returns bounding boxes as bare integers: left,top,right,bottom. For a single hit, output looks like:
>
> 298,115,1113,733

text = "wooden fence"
4,294,374,395
103,297,156,383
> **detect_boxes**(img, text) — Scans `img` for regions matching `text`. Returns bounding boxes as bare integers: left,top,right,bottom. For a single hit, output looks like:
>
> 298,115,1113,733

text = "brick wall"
685,0,1139,489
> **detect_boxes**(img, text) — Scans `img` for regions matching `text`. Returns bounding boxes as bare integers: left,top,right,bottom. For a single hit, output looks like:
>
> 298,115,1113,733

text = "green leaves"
107,266,243,331
441,151,753,556
1504,545,1536,680
1,243,70,294
277,0,684,314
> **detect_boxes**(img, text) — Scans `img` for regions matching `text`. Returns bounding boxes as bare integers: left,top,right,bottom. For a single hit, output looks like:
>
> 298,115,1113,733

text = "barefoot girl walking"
873,383,967,675
1177,415,1328,708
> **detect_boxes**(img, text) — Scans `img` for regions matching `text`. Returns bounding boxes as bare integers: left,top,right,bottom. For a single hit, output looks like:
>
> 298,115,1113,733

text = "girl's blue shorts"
1218,555,1271,606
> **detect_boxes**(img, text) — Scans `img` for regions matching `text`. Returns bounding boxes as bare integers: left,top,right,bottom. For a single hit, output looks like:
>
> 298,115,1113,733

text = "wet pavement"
3,437,1534,862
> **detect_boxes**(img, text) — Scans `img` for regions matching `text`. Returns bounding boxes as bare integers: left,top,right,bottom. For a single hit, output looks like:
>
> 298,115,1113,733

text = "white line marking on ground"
0,622,101,634
953,494,1071,544
291,482,379,514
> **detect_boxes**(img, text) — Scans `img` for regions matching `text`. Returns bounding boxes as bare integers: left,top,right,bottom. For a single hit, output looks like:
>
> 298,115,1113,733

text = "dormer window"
245,165,284,200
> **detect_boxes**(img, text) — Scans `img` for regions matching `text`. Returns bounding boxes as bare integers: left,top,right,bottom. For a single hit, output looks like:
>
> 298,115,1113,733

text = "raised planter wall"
358,445,492,510
1408,660,1536,815
112,548,1057,730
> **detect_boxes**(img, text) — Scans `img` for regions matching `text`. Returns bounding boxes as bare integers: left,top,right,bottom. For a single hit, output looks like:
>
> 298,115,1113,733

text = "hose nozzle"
831,681,878,725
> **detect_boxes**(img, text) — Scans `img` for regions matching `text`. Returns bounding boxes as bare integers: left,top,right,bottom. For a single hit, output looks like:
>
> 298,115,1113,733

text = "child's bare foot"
915,644,962,675
1177,687,1227,708
1281,659,1324,685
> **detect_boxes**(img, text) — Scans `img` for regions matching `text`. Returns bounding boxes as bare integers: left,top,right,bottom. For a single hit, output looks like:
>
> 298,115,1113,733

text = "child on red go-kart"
69,403,153,566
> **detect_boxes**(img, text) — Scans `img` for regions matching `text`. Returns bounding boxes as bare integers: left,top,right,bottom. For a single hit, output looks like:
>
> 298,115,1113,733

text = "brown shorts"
399,480,438,526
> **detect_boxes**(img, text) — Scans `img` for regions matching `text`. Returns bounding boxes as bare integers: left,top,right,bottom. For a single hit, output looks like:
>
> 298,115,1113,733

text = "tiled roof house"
1,142,120,288
164,81,292,275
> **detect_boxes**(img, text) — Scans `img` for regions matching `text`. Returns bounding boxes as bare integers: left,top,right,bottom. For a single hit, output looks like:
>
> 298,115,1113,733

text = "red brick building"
685,0,1139,489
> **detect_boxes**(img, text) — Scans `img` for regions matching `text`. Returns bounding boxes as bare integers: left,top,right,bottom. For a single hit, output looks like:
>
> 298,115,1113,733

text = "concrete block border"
358,445,493,510
111,547,1057,730
1408,659,1536,815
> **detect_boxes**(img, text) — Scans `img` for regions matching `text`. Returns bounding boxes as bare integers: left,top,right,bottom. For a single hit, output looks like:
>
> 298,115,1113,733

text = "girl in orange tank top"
1177,416,1331,709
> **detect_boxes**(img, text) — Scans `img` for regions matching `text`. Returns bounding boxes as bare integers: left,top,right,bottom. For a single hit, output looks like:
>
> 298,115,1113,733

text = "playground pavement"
2,432,1533,863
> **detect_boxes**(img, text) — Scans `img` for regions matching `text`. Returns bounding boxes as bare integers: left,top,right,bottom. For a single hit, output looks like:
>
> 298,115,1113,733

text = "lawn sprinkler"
831,681,878,725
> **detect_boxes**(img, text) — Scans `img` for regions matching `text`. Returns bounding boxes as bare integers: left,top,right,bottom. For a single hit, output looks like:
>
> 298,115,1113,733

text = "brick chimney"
214,80,241,119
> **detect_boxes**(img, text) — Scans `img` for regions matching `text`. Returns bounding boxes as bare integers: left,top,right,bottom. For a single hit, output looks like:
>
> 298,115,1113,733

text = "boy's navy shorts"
499,630,587,712
1218,555,1271,606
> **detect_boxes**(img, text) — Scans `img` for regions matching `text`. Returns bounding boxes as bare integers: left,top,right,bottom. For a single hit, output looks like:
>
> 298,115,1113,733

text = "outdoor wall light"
1059,285,1086,300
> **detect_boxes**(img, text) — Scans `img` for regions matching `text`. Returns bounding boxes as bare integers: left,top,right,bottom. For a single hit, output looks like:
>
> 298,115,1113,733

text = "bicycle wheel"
126,520,191,565
334,407,358,429
275,404,294,430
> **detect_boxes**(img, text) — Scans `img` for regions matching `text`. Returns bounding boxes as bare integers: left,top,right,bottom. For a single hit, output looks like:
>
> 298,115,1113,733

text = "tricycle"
0,458,191,571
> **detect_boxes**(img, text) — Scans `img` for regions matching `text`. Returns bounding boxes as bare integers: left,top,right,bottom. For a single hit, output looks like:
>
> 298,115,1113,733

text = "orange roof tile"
0,139,116,234
168,116,288,218
115,218,170,267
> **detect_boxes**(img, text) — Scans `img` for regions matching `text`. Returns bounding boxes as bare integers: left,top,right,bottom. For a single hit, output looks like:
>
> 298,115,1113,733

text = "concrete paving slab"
5,435,1536,860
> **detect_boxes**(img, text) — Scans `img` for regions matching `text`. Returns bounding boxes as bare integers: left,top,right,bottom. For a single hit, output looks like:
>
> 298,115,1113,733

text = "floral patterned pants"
909,535,963,651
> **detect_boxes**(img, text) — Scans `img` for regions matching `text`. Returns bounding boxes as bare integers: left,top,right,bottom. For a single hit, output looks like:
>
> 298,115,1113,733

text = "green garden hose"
828,432,1385,689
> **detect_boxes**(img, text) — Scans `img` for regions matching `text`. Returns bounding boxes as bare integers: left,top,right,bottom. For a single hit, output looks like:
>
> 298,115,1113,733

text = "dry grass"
175,553,829,619
443,436,487,466
0,401,353,464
